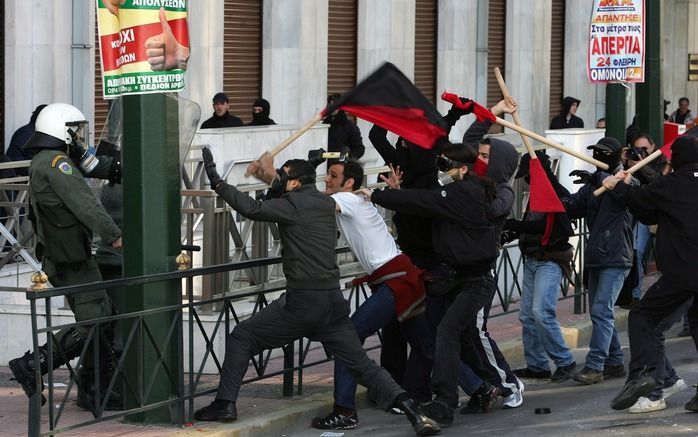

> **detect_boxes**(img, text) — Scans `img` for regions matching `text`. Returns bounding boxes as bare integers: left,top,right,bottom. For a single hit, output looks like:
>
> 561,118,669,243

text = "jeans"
519,257,575,371
334,284,433,409
585,267,630,371
432,273,494,408
632,223,652,299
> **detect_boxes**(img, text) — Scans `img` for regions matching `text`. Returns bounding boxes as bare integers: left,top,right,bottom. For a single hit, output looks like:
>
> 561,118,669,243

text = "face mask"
473,157,489,177
593,149,620,171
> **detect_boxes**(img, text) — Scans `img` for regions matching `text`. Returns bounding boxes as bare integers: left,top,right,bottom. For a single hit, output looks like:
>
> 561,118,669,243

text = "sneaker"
551,362,577,382
460,382,502,414
610,372,656,410
513,367,551,380
662,378,688,399
685,386,698,412
421,400,454,428
603,364,627,379
311,410,359,430
502,379,524,409
628,396,666,413
573,367,604,385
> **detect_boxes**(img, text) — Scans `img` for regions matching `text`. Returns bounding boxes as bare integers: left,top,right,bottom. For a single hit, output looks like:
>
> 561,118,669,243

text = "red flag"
441,92,497,124
322,62,447,149
529,158,565,245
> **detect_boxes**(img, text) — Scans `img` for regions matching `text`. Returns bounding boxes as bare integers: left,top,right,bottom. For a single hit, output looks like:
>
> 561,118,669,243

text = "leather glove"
307,148,327,168
569,169,593,185
202,147,223,189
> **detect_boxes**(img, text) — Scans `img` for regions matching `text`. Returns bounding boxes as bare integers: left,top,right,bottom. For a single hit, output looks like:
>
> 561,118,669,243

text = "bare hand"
246,152,276,183
379,164,403,189
491,97,517,117
144,8,190,71
354,188,374,201
111,237,123,249
103,0,125,16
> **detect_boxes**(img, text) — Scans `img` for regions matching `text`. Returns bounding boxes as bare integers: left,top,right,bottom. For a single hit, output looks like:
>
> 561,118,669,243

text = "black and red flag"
321,62,447,149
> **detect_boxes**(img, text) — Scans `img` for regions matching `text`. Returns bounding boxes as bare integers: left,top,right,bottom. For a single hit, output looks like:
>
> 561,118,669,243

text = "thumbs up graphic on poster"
145,8,190,71
104,0,126,17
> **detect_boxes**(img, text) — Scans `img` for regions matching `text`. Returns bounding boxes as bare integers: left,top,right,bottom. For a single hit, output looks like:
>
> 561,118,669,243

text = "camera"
625,147,647,162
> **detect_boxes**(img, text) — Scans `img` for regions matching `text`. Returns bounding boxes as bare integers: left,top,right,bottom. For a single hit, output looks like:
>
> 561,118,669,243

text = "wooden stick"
493,117,609,170
494,67,537,159
245,112,324,177
592,149,663,197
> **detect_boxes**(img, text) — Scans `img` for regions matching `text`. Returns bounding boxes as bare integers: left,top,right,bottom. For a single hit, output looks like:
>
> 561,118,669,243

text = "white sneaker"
502,379,525,409
662,378,688,399
628,396,666,413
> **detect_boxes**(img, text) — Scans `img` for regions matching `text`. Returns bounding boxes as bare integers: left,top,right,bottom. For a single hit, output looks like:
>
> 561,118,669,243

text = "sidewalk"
0,274,656,437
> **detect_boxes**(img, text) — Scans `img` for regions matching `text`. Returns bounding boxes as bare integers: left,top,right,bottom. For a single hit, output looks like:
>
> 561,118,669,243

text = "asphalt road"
284,329,698,437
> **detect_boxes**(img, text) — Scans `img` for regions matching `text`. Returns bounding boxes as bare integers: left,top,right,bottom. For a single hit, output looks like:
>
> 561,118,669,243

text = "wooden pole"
593,149,663,196
494,67,536,159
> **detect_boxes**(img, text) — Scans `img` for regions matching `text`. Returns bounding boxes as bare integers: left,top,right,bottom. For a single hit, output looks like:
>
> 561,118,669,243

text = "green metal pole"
636,0,663,145
121,94,183,423
605,83,627,145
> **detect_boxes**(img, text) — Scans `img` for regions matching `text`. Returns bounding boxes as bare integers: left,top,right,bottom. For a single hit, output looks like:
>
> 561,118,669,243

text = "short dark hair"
679,97,690,105
282,159,316,185
442,142,477,165
329,159,364,191
632,133,654,146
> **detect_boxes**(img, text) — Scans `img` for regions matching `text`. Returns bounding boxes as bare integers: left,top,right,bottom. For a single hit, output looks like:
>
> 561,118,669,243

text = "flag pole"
593,149,663,197
245,112,324,177
494,67,537,159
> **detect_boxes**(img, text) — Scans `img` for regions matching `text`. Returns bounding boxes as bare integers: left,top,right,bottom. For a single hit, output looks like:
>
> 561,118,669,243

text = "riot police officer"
8,103,122,412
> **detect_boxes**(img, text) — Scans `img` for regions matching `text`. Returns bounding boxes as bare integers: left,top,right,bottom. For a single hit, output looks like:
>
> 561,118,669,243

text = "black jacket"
549,97,584,129
247,98,276,126
613,164,698,290
371,177,496,273
215,182,340,290
324,111,365,159
201,112,244,129
562,168,635,269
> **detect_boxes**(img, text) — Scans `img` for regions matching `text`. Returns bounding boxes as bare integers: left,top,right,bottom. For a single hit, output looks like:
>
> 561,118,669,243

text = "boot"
9,350,47,405
76,337,123,413
395,396,442,436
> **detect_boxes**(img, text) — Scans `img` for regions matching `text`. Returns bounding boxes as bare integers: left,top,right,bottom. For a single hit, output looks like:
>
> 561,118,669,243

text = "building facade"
3,0,698,156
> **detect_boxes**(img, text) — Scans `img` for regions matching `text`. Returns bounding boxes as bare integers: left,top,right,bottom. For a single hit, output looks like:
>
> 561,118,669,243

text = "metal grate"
415,0,437,103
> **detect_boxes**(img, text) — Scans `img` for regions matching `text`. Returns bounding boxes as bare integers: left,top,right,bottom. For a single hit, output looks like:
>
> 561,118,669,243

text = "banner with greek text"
96,0,190,98
588,0,645,83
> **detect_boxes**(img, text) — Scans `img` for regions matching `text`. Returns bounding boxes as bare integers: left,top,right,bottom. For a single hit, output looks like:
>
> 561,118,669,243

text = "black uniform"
200,112,244,129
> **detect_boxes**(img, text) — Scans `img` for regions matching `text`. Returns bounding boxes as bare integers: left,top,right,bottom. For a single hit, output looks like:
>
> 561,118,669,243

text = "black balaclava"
250,98,272,125
671,135,698,170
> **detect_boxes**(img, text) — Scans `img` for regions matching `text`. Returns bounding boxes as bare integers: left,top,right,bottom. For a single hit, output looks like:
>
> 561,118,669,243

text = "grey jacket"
215,182,340,290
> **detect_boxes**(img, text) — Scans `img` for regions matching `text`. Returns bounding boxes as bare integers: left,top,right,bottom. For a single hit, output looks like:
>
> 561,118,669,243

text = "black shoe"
603,364,627,379
194,399,237,422
573,367,604,385
460,382,501,414
9,351,46,406
513,367,551,379
611,373,656,410
397,398,442,436
551,362,577,382
420,400,453,429
311,410,359,430
685,386,698,412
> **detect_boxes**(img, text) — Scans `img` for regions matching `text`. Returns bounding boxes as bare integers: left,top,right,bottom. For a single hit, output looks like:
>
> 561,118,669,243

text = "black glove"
307,148,327,168
500,229,519,246
202,147,223,189
446,97,473,119
569,169,593,185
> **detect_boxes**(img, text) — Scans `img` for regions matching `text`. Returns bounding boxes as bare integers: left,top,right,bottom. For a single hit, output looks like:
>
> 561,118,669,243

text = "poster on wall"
587,0,645,83
96,0,190,98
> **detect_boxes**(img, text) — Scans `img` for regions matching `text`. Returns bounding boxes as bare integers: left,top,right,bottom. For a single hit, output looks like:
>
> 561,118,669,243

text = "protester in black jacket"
563,136,636,385
549,96,584,129
247,98,276,126
324,94,365,160
194,149,439,436
200,92,244,129
360,143,497,427
603,135,698,412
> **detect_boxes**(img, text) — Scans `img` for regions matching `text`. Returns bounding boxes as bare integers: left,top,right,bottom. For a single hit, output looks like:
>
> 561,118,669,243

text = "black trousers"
215,288,405,410
627,276,698,380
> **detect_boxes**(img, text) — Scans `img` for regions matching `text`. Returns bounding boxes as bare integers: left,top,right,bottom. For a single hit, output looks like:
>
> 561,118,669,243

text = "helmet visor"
66,120,90,150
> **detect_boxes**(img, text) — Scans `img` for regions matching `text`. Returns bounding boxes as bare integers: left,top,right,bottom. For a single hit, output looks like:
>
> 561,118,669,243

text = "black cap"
212,92,229,103
587,136,622,153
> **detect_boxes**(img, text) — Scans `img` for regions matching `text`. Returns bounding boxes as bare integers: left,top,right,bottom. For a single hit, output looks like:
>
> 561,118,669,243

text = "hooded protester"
247,98,276,126
602,135,698,413
549,96,584,129
324,94,365,160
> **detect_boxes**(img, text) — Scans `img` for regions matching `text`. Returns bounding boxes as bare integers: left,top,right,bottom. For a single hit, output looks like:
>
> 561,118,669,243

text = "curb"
168,310,630,436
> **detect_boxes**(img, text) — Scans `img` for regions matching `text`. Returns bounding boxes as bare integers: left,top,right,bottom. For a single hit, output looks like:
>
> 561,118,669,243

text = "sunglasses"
437,156,466,172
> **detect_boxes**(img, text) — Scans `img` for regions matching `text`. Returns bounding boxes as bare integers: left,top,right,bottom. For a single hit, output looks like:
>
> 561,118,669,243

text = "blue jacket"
562,169,635,269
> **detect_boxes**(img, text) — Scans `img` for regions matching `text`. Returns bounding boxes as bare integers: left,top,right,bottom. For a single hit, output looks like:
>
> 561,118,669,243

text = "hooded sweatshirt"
248,98,276,126
549,96,584,129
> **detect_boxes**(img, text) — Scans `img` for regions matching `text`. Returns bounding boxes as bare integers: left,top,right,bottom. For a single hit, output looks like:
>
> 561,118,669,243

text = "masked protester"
324,94,365,160
602,135,698,414
247,98,276,126
9,103,123,413
562,136,637,385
